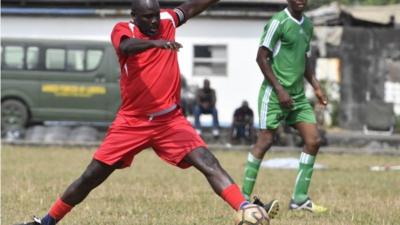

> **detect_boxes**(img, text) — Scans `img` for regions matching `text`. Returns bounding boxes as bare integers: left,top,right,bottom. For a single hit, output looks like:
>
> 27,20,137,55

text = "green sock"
242,153,262,201
293,152,316,204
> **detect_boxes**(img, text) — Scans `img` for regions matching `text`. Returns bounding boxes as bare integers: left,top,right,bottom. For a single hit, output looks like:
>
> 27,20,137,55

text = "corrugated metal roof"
343,4,400,24
307,2,400,25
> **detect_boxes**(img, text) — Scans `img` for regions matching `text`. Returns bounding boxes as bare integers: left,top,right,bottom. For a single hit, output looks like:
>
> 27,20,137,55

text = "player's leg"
291,122,320,202
242,83,282,201
152,111,248,211
17,114,152,225
182,147,248,210
287,99,327,212
241,129,280,218
19,160,116,225
242,129,275,200
60,159,116,205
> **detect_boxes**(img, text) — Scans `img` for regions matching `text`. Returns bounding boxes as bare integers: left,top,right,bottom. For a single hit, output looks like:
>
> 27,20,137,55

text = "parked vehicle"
1,37,197,133
1,38,121,131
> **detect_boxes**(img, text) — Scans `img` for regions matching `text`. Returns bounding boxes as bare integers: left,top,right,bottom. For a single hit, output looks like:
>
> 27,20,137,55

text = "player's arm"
119,37,182,55
256,47,293,108
175,0,219,24
304,56,328,106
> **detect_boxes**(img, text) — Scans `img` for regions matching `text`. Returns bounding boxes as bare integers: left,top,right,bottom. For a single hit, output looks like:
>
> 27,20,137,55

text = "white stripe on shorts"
260,85,273,129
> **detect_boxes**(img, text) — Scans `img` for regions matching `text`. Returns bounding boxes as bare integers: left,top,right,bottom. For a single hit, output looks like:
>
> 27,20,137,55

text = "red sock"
48,198,73,221
220,184,247,211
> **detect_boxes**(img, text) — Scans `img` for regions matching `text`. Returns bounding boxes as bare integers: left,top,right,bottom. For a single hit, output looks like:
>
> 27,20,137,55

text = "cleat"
252,196,280,219
14,216,42,225
289,197,328,213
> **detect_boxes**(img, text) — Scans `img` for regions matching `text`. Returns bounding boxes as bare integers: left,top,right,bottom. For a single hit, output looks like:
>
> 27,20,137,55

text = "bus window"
86,50,103,71
67,49,85,72
46,48,65,70
4,46,24,69
26,46,40,70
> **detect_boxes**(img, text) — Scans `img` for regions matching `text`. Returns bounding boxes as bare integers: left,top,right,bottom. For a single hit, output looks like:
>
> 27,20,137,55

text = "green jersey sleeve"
305,23,314,57
259,19,282,51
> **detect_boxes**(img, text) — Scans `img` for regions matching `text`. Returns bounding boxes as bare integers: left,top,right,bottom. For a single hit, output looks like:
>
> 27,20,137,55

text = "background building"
2,0,400,131
1,0,287,127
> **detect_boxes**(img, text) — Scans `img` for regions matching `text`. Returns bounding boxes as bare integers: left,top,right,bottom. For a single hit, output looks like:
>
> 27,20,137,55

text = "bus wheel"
1,99,29,131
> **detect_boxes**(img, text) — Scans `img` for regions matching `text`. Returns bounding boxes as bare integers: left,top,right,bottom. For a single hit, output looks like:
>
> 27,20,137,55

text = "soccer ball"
234,204,270,225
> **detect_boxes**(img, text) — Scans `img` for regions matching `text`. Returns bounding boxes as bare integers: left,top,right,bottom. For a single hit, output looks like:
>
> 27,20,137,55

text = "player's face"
134,7,160,36
287,0,307,12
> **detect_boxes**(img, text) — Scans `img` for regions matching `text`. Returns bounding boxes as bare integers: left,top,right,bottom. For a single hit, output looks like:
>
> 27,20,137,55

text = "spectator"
180,75,197,117
180,75,190,116
194,79,219,137
230,101,255,145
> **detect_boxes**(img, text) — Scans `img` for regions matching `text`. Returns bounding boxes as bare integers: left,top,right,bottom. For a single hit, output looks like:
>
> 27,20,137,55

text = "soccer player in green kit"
241,0,328,213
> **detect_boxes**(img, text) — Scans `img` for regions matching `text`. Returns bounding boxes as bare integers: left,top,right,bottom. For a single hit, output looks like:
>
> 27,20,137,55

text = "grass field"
2,145,400,225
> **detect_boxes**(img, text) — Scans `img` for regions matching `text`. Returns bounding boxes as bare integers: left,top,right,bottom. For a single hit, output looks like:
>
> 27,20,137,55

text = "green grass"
2,145,400,225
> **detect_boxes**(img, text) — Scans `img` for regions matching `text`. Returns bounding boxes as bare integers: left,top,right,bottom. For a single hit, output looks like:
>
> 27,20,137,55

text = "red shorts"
93,108,206,169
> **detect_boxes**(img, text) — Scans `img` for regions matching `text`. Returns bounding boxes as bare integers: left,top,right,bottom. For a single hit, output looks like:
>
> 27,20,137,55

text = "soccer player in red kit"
15,0,277,224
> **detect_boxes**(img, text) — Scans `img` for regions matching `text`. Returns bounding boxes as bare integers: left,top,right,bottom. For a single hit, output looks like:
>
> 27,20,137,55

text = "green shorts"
258,84,316,130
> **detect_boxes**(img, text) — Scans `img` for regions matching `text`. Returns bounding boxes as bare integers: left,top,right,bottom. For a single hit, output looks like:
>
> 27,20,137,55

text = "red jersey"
111,9,181,116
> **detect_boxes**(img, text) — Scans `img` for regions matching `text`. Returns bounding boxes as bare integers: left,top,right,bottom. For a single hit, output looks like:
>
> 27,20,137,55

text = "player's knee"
258,132,274,151
305,136,321,151
206,158,222,175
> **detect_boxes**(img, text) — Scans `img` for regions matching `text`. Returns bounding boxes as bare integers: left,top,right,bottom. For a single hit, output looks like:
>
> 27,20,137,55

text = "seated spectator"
230,101,255,145
180,75,197,117
193,79,220,137
180,75,190,117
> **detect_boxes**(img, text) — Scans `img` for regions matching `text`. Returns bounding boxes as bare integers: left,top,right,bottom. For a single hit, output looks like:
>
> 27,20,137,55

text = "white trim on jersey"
124,63,129,76
262,19,279,50
128,22,135,37
273,40,281,57
124,22,135,76
260,85,273,129
160,12,176,28
284,8,304,25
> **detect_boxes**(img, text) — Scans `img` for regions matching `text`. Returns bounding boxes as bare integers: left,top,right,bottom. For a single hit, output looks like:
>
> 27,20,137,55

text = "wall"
338,27,400,129
1,16,268,127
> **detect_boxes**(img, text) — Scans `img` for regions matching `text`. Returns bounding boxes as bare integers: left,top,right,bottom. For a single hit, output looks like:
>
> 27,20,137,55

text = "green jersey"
259,8,313,95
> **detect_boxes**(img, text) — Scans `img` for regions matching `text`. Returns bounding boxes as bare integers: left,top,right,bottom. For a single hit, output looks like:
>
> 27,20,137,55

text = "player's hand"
152,40,182,51
315,88,328,106
276,89,293,108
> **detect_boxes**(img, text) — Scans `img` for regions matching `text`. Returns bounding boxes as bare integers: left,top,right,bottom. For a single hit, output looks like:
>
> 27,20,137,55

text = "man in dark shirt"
193,79,220,137
231,101,255,144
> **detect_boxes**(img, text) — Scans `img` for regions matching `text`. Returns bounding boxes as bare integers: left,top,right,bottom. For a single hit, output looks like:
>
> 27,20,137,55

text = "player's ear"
130,9,135,17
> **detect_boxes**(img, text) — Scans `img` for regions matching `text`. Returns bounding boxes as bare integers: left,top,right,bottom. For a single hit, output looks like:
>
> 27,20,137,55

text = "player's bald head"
131,0,160,14
130,0,161,36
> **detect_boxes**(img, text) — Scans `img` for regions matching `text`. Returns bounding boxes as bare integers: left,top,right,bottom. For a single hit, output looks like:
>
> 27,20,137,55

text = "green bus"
1,38,121,131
